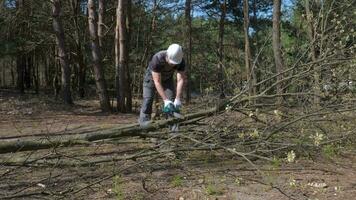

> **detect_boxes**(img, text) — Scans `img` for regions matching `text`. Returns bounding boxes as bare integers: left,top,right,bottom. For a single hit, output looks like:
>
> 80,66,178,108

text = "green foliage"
322,144,338,159
271,156,282,168
112,175,124,200
205,183,224,196
170,175,183,187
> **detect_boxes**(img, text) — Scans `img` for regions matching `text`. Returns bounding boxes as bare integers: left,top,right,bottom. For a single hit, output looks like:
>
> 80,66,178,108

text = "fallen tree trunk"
0,105,225,154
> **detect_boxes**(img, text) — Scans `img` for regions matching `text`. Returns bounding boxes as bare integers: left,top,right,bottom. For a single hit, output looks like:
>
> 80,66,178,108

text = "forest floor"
0,89,355,200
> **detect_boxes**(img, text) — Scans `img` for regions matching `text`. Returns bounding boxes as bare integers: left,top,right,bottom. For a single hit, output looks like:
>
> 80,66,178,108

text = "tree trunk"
185,0,192,103
24,54,32,89
52,0,73,104
88,0,111,112
218,0,226,99
0,102,229,154
2,62,5,87
16,0,25,94
272,0,284,105
16,56,25,93
34,53,39,94
71,0,86,98
116,0,131,113
305,0,320,106
11,61,15,86
243,0,255,99
115,3,120,111
126,0,132,112
98,0,105,48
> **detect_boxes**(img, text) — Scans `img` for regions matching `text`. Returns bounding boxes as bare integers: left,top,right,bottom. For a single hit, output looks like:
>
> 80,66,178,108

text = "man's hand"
174,99,182,109
164,99,174,107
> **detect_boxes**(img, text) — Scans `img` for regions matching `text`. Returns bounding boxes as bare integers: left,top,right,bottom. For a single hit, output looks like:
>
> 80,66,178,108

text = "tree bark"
71,0,86,98
272,0,284,105
52,0,73,104
16,0,25,94
185,0,192,103
116,0,131,113
218,0,226,99
16,56,25,93
0,104,228,154
2,62,5,87
126,0,132,112
115,3,120,111
305,0,320,106
88,0,111,112
98,0,105,48
24,54,32,89
243,0,255,99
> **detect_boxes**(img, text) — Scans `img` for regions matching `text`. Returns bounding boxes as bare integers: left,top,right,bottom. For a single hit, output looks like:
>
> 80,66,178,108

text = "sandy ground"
0,90,355,200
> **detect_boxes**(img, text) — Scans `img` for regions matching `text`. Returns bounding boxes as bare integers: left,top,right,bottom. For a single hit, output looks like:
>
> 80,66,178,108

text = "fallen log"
0,105,225,154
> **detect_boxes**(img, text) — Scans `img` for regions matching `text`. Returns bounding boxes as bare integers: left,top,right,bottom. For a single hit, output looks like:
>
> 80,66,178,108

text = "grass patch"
206,184,224,195
113,175,124,200
171,175,183,187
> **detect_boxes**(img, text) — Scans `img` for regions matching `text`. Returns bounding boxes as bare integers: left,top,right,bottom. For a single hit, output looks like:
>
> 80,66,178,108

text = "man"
138,44,187,126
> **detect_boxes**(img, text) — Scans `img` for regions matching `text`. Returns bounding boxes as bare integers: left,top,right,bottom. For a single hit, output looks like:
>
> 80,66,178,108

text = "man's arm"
176,71,187,100
152,71,169,101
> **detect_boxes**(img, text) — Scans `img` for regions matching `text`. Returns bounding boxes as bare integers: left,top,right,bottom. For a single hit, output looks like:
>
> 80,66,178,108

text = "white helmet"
166,44,183,65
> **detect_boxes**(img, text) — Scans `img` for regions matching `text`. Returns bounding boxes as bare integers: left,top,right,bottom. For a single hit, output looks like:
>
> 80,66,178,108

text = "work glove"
164,99,174,107
163,100,175,114
173,99,182,110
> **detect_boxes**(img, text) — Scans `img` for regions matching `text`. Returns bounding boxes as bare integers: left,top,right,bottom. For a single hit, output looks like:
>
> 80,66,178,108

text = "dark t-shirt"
148,50,185,81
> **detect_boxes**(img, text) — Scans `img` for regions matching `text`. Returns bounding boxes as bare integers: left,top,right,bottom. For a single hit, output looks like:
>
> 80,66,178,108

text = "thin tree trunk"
252,0,260,93
24,54,33,89
52,0,73,104
115,2,120,111
185,0,192,103
2,62,5,87
71,0,86,98
272,0,284,105
11,61,15,86
305,0,320,106
98,0,105,48
126,0,132,112
243,0,255,99
88,0,111,112
16,0,25,93
218,0,226,99
16,56,25,93
116,0,130,112
34,52,39,94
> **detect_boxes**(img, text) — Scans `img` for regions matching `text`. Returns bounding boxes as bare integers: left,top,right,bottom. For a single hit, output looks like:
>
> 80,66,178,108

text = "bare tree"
98,0,105,48
305,0,320,106
52,0,73,104
243,0,255,98
218,0,226,99
116,0,131,112
88,0,111,112
272,0,285,105
185,0,192,103
15,0,25,94
70,0,86,98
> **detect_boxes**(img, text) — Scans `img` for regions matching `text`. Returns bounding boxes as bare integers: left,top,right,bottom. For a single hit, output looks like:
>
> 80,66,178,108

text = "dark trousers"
139,68,175,123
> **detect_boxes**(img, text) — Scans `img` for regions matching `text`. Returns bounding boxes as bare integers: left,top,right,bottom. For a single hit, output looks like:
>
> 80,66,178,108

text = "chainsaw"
162,103,183,132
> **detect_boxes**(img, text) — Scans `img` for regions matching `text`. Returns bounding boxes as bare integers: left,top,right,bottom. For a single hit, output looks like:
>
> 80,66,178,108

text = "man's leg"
139,72,155,126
